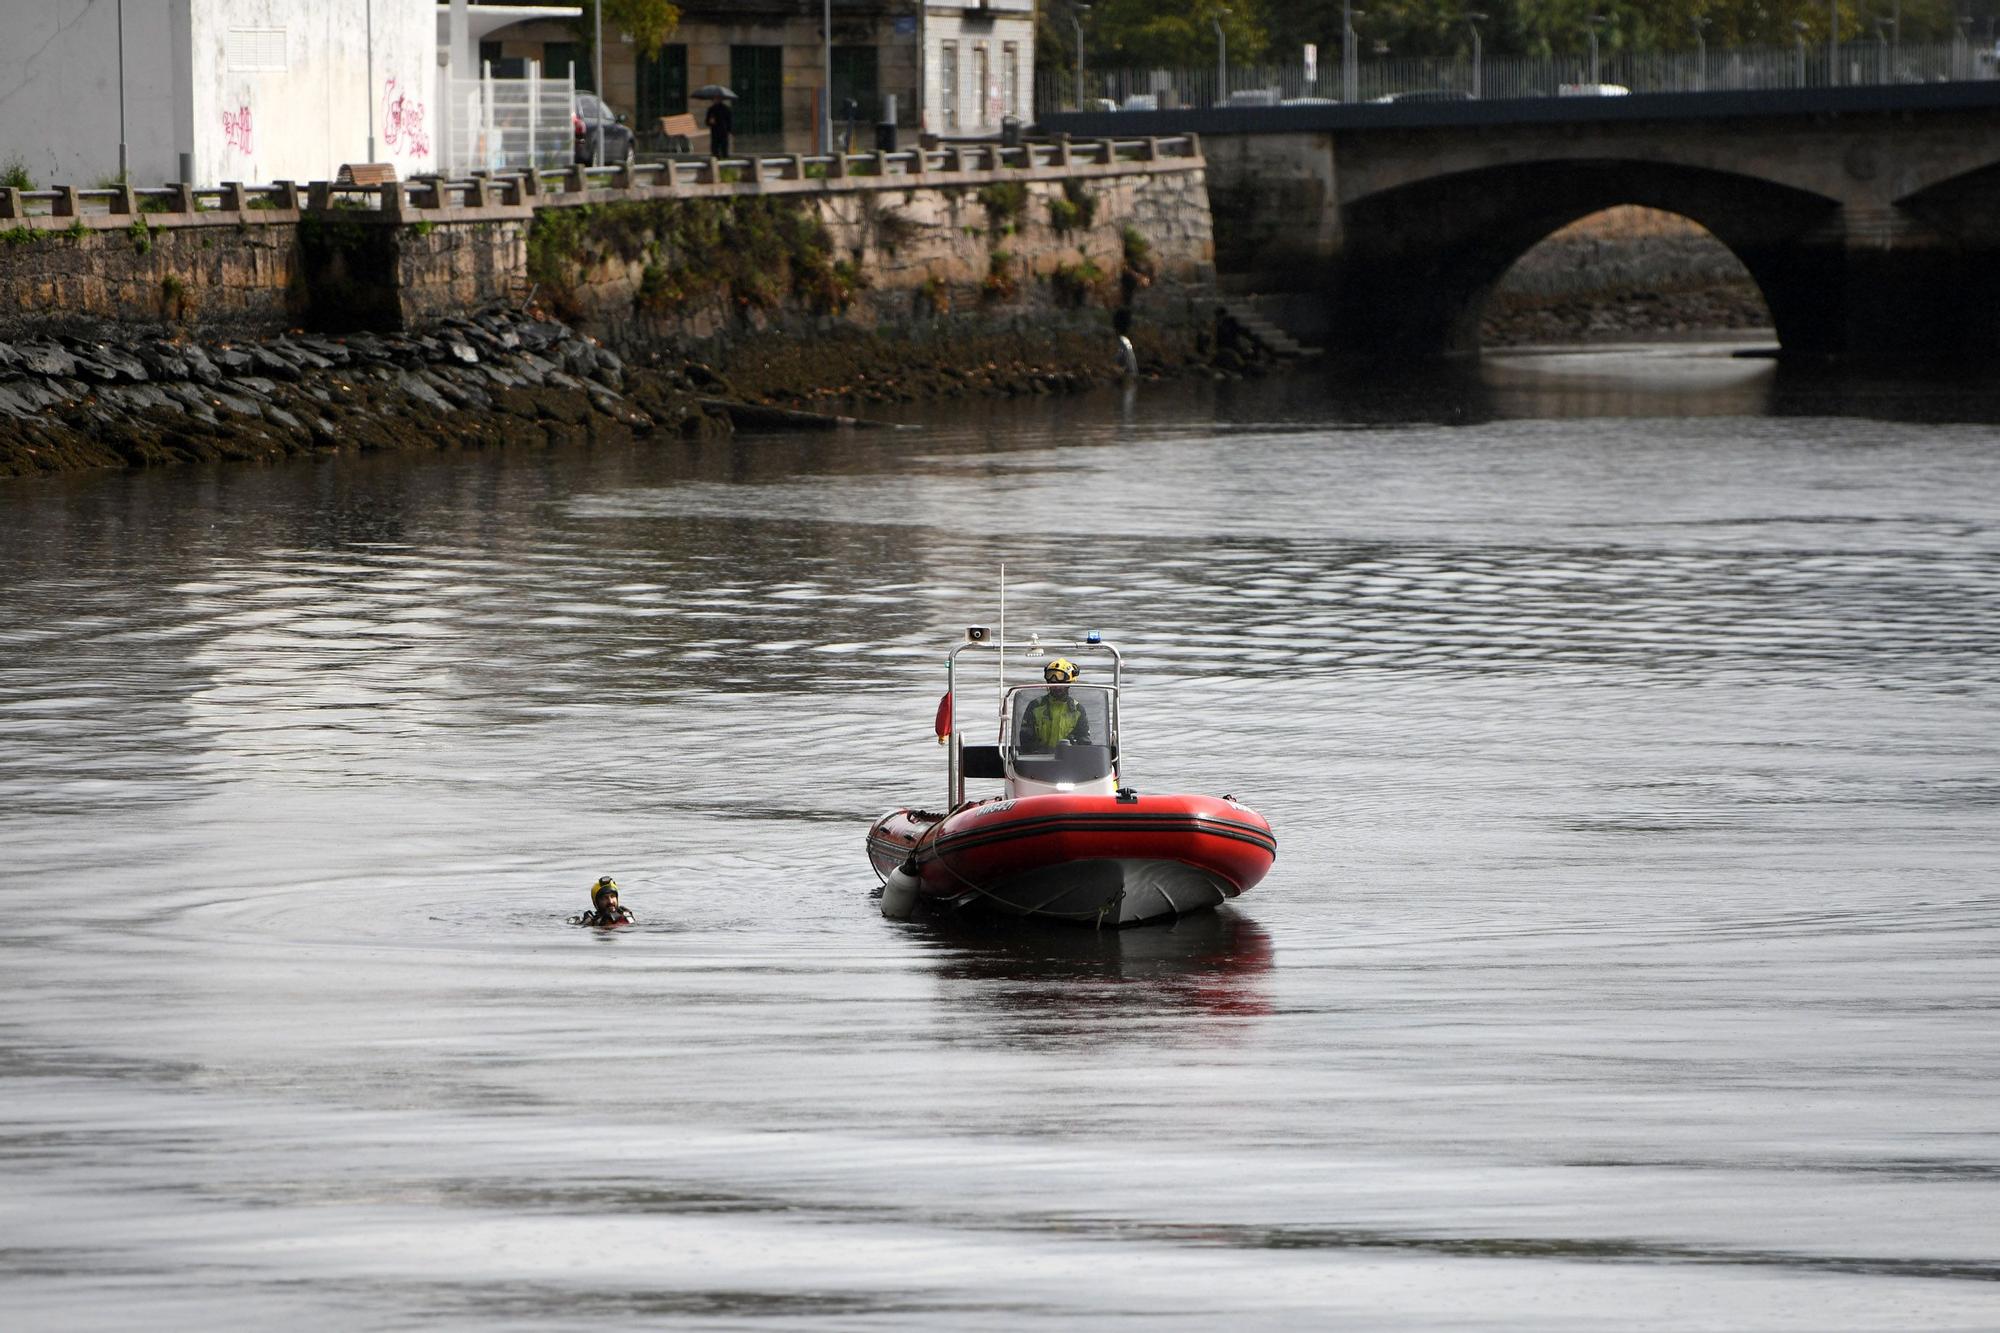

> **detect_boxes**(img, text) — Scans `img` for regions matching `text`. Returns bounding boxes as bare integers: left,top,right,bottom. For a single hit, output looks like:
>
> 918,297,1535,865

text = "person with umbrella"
697,85,735,157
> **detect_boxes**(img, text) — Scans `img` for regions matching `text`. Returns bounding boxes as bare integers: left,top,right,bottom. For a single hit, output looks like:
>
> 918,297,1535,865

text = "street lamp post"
591,0,602,164
1343,0,1358,102
1587,14,1605,86
1072,4,1090,111
1466,12,1487,99
822,0,832,155
1794,20,1809,85
115,0,127,182
1875,17,1890,83
366,0,377,162
1829,1,1840,88
1691,16,1708,92
1213,8,1230,106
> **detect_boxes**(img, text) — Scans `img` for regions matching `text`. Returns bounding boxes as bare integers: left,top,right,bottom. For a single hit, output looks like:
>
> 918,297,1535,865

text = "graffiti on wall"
222,104,254,155
382,78,431,158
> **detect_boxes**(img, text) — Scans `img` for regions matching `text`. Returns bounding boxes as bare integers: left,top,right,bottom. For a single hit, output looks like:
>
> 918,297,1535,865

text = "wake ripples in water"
3,367,2000,1328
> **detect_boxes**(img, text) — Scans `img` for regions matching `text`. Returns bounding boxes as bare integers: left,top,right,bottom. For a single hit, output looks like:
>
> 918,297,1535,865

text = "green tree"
1057,0,1271,70
571,0,681,68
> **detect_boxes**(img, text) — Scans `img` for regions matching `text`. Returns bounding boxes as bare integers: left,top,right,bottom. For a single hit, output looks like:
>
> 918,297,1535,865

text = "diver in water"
574,876,635,928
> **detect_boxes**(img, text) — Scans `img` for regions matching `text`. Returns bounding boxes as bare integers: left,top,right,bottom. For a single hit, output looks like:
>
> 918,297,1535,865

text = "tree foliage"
572,0,682,65
1052,0,1986,69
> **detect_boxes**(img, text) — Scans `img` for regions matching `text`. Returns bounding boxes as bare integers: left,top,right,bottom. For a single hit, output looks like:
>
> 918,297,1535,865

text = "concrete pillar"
167,182,195,214
1052,139,1071,167
0,187,21,219
307,181,333,211
271,181,300,211
53,186,78,217
566,164,588,194
110,184,135,215
219,181,245,212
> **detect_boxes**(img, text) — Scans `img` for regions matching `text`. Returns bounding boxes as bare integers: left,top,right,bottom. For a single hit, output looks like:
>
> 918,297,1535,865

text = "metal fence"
1041,38,1998,113
444,68,575,177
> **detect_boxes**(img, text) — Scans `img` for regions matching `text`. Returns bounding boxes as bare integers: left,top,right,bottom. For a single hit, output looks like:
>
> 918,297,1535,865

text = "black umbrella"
692,84,736,100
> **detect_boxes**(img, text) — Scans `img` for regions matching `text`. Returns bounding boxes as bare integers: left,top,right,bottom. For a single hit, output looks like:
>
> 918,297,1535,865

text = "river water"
3,343,1997,1329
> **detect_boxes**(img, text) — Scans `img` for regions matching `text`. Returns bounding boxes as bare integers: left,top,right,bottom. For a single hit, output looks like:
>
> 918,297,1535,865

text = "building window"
544,41,583,85
226,28,287,73
478,41,527,80
638,44,688,125
940,42,958,131
973,44,989,127
832,45,880,124
1004,42,1020,119
731,45,783,137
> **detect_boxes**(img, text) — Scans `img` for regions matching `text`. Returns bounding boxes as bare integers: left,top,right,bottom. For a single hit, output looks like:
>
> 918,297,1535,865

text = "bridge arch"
1335,160,1840,360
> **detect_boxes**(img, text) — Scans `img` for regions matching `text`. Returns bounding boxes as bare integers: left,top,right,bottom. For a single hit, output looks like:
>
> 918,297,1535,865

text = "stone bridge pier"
1057,85,2000,365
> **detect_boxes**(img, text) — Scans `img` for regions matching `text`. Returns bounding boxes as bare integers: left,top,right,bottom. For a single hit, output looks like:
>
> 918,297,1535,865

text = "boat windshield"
1002,684,1117,784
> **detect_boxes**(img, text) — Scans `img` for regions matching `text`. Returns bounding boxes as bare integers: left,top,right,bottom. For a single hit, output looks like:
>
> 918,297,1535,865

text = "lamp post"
1874,17,1890,83
115,0,127,182
1829,0,1840,88
822,0,832,155
1691,15,1708,92
1466,12,1487,99
1587,14,1605,86
1343,0,1358,102
1072,3,1090,111
1794,19,1809,85
1213,8,1230,105
591,0,603,163
366,0,377,162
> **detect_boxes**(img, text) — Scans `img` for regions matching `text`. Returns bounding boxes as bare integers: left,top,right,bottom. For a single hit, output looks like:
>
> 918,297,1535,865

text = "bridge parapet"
1068,85,2000,364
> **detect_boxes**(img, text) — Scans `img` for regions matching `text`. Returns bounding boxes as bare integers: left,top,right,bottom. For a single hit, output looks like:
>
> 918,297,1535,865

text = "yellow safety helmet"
1043,658,1079,684
591,876,619,906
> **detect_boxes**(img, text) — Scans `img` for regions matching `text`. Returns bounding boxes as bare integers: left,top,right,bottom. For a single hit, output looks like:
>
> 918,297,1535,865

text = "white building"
0,0,435,190
923,0,1036,138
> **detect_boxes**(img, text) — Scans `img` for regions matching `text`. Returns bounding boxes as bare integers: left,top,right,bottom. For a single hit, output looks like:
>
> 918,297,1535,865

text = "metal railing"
444,69,576,177
1043,37,1998,112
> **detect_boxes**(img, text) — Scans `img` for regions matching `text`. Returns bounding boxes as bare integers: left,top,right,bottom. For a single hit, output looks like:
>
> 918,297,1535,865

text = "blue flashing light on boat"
1086,630,1102,644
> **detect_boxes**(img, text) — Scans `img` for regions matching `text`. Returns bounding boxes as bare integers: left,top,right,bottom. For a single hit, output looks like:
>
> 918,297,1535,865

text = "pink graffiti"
222,104,253,155
382,78,431,158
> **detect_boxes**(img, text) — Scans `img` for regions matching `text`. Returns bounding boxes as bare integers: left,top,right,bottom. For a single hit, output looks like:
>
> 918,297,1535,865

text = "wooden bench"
657,113,710,154
336,163,398,187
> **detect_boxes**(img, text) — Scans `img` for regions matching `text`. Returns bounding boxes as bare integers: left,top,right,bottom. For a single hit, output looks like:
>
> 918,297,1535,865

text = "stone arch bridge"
1050,84,2000,363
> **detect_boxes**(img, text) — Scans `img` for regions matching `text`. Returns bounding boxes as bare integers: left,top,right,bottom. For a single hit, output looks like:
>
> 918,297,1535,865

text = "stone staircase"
1217,299,1323,362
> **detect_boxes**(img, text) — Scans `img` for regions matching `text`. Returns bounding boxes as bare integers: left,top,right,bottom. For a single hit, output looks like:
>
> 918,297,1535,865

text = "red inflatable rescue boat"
868,630,1276,926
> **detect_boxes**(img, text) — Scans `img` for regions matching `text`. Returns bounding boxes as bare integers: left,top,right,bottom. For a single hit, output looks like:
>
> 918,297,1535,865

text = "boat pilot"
574,876,635,928
1023,658,1092,750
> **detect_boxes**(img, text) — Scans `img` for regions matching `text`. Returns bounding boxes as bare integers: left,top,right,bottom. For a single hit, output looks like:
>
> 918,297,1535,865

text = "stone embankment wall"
0,193,305,338
524,159,1216,399
0,142,1213,375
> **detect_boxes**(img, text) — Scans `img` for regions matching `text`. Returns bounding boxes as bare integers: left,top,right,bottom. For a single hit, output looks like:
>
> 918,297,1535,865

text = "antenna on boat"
998,562,1006,709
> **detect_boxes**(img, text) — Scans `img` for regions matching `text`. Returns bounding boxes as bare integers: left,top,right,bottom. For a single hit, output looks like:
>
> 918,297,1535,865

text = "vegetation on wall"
1048,180,1098,234
976,182,1028,237
529,197,864,319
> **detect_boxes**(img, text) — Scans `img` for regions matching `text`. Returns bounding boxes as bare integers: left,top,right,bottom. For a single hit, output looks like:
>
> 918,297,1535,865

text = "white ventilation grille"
225,29,288,73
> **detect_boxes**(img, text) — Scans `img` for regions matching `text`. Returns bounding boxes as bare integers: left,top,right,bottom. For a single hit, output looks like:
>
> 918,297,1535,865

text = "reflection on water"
916,908,1275,1037
4,344,2000,1329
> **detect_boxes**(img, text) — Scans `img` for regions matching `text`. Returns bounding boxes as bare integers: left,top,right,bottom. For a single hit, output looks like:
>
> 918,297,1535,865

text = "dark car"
574,92,635,166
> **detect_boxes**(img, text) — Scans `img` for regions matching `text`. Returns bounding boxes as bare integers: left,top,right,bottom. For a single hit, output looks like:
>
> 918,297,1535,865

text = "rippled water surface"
4,345,1999,1329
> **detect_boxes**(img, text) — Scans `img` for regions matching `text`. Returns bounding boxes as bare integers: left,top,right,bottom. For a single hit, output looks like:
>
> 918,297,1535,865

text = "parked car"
574,92,635,166
1557,83,1630,97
